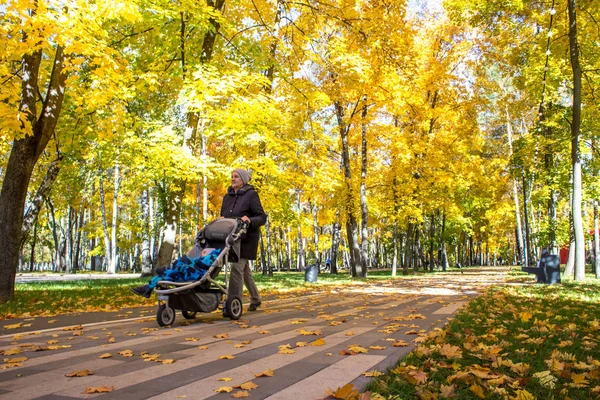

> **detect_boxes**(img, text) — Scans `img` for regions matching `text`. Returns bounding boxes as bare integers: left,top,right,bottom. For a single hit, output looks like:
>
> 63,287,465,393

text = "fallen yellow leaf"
255,369,274,377
219,355,235,360
3,356,27,364
82,386,114,394
327,383,359,400
219,377,233,382
231,391,249,398
362,370,384,377
66,369,94,377
214,386,233,393
118,350,134,357
238,382,258,390
469,383,485,399
1,348,22,356
99,353,112,359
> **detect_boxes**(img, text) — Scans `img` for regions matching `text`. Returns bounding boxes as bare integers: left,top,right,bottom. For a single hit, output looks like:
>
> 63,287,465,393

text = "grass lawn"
1,267,444,320
363,268,600,400
1,270,363,319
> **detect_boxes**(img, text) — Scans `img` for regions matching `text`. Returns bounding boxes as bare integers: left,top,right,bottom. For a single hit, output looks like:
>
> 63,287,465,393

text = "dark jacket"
220,184,267,260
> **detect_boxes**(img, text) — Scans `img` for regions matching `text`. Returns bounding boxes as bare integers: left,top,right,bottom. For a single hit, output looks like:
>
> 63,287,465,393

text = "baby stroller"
153,218,248,326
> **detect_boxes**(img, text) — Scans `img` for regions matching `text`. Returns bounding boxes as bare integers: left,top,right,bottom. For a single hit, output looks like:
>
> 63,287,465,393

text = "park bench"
521,253,561,284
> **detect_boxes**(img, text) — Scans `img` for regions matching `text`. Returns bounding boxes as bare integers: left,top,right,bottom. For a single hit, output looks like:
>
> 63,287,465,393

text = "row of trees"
1,0,599,301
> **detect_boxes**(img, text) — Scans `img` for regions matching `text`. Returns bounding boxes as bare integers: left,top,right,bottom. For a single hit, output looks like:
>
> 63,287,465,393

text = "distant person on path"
220,168,267,312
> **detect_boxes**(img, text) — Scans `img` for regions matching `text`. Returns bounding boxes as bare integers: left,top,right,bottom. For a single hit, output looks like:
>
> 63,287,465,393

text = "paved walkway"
0,267,510,399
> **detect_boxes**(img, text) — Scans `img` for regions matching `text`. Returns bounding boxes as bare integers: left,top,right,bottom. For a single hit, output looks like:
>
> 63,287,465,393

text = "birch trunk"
568,0,585,281
359,100,369,278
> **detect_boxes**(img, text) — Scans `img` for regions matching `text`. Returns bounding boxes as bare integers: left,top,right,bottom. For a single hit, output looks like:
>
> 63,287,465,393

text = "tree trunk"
65,207,73,273
46,199,62,272
330,220,340,274
359,99,369,278
99,168,113,273
141,189,153,275
568,0,585,281
73,208,84,271
0,41,68,301
505,110,525,264
594,200,599,278
312,203,320,271
285,227,292,271
266,216,273,277
404,222,413,274
29,221,38,272
335,101,362,278
429,213,435,271
108,163,120,273
392,221,398,277
296,191,305,271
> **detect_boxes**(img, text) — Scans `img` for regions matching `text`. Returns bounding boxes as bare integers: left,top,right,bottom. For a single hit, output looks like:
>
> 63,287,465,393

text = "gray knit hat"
233,168,251,185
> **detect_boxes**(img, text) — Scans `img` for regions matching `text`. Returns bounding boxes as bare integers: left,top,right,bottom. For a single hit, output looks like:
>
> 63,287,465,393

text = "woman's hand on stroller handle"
239,216,251,227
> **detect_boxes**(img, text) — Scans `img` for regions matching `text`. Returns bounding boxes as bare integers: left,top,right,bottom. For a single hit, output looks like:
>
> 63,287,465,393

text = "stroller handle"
228,219,249,245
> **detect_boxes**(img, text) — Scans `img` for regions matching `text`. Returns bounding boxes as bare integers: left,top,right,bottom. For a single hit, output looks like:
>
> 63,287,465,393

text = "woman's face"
231,172,244,190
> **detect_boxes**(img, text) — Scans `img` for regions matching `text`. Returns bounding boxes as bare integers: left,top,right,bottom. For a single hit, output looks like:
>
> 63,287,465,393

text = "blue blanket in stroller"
147,249,221,290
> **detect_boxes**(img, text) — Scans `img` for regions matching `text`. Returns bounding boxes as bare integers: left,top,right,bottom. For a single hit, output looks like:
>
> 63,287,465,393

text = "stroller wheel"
157,304,176,327
225,296,243,320
181,310,197,320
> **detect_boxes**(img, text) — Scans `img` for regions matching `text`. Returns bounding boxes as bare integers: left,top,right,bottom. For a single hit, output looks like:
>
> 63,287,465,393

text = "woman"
221,168,267,311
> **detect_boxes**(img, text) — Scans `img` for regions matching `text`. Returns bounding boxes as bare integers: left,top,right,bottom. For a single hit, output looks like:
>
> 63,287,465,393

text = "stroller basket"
153,218,248,326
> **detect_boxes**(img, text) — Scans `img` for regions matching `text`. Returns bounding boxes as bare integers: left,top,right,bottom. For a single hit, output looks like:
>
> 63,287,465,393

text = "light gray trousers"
228,258,261,305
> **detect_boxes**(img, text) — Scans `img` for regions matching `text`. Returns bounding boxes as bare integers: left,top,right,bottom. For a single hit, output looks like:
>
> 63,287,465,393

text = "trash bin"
304,265,318,283
521,254,561,284
542,254,561,284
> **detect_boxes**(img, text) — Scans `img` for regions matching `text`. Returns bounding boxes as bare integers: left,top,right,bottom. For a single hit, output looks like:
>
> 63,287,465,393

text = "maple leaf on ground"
278,348,295,354
3,323,23,330
63,325,83,331
469,383,486,399
297,329,322,336
362,370,384,377
160,359,175,364
237,382,258,390
214,334,229,339
232,391,249,398
1,348,22,356
510,389,535,400
3,356,27,364
327,383,359,400
65,369,94,377
311,338,326,346
219,355,235,360
571,373,589,387
392,340,409,347
214,387,233,393
438,344,462,359
440,384,456,398
82,386,114,394
407,370,428,385
347,345,368,354
219,377,233,382
118,350,134,357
